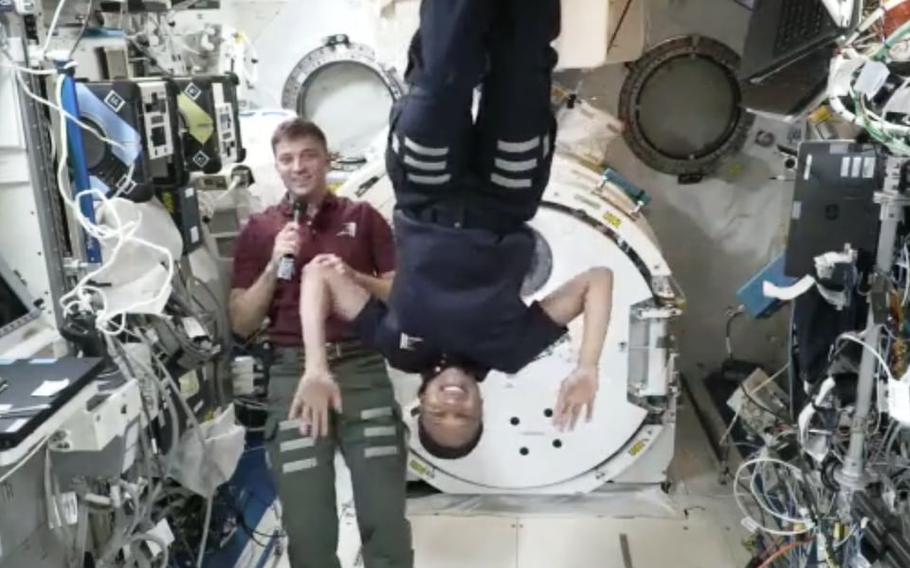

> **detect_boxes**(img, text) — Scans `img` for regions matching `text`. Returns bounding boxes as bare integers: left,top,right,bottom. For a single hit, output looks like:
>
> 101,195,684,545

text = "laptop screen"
0,276,29,333
0,257,39,339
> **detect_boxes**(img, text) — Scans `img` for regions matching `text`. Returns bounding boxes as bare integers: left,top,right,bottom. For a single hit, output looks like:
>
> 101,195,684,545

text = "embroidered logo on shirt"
399,333,423,351
337,222,357,238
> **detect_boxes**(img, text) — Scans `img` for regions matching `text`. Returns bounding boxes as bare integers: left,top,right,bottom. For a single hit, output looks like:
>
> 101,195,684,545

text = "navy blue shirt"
354,210,566,375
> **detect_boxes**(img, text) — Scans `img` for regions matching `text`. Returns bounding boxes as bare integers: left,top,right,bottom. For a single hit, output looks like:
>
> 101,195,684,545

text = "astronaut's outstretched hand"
553,366,599,432
289,369,343,438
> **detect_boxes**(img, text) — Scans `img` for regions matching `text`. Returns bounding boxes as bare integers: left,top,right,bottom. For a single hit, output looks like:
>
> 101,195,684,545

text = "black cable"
725,307,745,360
171,0,209,10
607,0,635,51
788,305,801,422
186,274,223,337
126,37,175,76
182,272,230,407
223,480,285,549
791,450,838,566
68,0,96,59
230,502,276,548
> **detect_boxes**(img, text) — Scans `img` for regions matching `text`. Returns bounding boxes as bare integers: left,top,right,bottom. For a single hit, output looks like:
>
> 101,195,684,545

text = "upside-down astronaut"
292,0,615,460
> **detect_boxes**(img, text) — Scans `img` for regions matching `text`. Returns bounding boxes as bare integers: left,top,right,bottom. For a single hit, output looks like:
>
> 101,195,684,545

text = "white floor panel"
411,516,518,568
266,511,745,568
517,517,740,568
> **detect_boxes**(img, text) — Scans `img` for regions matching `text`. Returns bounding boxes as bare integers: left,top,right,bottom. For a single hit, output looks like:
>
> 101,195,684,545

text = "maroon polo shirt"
231,192,395,345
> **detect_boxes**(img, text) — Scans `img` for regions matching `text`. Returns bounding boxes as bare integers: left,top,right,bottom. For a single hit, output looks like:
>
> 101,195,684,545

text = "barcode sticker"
49,492,78,529
31,379,69,397
59,492,78,526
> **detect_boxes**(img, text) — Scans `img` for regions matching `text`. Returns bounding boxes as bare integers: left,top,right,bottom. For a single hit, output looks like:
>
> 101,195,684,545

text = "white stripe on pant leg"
279,419,301,432
404,137,449,157
497,136,540,153
542,133,550,158
282,458,318,473
364,426,397,438
361,407,393,420
280,438,315,452
404,155,448,172
391,136,400,155
495,157,538,173
491,172,533,189
365,446,399,458
407,173,452,185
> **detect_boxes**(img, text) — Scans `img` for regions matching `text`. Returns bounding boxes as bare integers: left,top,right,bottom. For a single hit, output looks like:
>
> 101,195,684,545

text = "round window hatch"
282,35,405,169
618,35,754,177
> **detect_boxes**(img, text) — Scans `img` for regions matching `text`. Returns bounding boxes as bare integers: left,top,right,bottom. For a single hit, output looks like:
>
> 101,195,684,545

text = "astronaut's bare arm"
538,267,614,430
299,258,371,373
538,267,614,369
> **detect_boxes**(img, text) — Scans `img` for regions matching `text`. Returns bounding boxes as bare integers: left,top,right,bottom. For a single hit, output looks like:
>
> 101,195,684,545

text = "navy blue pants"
386,0,561,230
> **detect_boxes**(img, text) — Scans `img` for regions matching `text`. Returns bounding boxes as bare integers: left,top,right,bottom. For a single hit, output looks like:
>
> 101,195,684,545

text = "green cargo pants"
265,343,413,568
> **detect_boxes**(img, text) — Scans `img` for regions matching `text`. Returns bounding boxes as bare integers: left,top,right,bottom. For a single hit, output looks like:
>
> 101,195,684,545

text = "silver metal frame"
4,14,72,331
837,187,909,492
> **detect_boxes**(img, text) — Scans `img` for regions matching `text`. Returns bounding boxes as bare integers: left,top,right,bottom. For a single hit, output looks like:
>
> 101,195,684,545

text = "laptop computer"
785,141,881,278
739,0,858,117
0,357,104,450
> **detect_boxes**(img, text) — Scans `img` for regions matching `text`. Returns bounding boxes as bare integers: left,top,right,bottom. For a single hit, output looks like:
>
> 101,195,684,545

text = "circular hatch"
618,35,754,177
281,34,405,168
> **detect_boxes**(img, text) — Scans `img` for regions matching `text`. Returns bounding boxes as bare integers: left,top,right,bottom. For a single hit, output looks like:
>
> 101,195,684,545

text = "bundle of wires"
734,446,853,568
734,323,909,567
828,0,910,155
2,23,228,566
1,50,177,337
97,330,219,568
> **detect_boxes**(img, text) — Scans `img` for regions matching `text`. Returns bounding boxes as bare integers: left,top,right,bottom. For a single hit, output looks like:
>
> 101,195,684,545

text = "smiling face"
418,367,483,452
274,134,330,202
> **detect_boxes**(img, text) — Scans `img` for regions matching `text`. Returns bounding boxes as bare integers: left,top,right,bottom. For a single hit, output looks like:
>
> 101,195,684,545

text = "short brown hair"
271,118,328,154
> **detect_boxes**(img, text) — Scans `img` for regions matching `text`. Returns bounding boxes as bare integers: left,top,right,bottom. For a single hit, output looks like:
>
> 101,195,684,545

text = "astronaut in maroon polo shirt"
228,118,413,568
229,122,396,342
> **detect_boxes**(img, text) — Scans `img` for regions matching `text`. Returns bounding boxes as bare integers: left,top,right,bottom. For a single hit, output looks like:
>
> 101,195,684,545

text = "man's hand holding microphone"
272,200,304,280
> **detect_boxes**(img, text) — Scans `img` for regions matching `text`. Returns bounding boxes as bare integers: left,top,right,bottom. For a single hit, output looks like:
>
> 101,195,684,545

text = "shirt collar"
278,191,338,219
424,353,489,382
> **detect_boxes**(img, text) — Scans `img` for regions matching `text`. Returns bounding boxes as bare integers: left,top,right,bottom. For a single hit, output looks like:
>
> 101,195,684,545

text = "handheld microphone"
276,200,304,281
